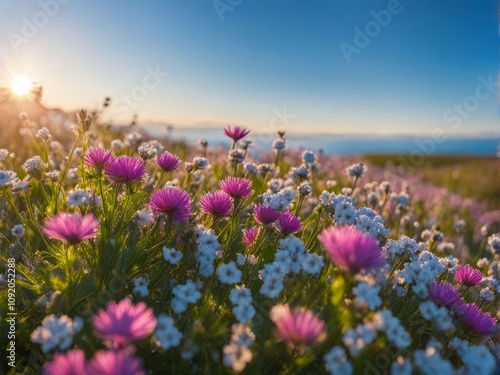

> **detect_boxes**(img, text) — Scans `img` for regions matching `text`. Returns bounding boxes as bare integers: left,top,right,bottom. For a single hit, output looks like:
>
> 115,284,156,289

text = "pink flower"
253,204,279,225
318,226,386,272
277,211,302,235
105,156,146,184
270,304,326,346
148,187,192,222
84,147,115,171
86,350,145,375
242,226,260,245
43,350,86,375
456,302,497,336
454,264,483,287
156,151,181,172
200,190,233,218
218,177,253,200
223,125,250,142
93,299,157,347
428,281,461,308
43,212,99,244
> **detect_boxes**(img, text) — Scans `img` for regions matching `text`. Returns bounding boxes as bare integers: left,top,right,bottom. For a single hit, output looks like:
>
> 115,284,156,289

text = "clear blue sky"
0,0,498,135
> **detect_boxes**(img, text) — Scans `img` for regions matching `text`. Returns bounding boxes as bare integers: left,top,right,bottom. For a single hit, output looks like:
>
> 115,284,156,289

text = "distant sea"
145,126,500,156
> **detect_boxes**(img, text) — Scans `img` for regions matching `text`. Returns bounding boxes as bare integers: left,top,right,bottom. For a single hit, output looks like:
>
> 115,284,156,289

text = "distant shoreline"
144,126,500,156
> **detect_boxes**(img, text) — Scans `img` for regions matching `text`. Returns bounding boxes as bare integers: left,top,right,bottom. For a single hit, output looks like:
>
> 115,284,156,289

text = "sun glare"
11,75,32,96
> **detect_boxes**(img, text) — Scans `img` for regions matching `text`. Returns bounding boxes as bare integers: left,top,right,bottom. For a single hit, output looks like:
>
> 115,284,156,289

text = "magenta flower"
43,212,99,244
105,156,146,184
43,350,86,375
270,304,326,346
148,187,192,222
156,151,181,172
253,204,279,225
223,125,250,142
84,147,115,171
454,264,483,287
456,302,497,336
242,226,260,245
219,177,253,200
428,281,461,308
86,351,145,375
200,190,233,218
318,226,386,272
277,211,302,235
93,299,157,347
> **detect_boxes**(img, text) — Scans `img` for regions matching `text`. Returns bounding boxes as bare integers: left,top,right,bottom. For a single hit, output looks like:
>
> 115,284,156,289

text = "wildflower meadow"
1,110,500,375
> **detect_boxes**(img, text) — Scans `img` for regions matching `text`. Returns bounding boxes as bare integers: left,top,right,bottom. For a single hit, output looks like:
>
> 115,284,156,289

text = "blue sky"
0,0,498,135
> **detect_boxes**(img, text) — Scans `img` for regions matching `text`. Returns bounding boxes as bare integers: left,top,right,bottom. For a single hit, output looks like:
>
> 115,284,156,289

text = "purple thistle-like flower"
318,226,386,272
428,281,461,308
454,264,483,287
253,204,280,225
200,190,233,218
270,304,326,346
242,226,260,245
223,125,250,142
219,177,253,200
43,350,86,375
86,350,145,375
84,147,115,171
43,212,99,244
93,299,157,347
277,211,302,235
156,151,181,172
105,156,146,184
456,302,497,336
148,187,192,222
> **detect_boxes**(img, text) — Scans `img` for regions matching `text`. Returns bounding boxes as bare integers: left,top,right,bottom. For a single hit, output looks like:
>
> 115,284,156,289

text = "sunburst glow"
11,75,32,96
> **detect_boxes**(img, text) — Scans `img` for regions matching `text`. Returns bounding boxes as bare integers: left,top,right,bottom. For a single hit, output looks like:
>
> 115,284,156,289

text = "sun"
11,75,32,96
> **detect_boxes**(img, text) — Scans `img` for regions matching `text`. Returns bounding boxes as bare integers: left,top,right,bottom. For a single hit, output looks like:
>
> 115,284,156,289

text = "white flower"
172,280,201,304
193,157,209,169
133,209,154,226
218,262,242,284
154,314,182,350
45,170,60,182
132,277,149,298
232,303,256,324
110,139,124,150
171,298,188,314
36,127,51,141
22,156,45,174
0,149,9,161
229,286,253,306
324,346,353,375
31,315,82,353
346,163,366,178
231,324,255,347
11,224,26,238
163,247,182,265
0,170,16,187
66,189,93,207
301,150,316,164
353,282,381,310
223,343,252,372
300,253,324,275
272,138,286,150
